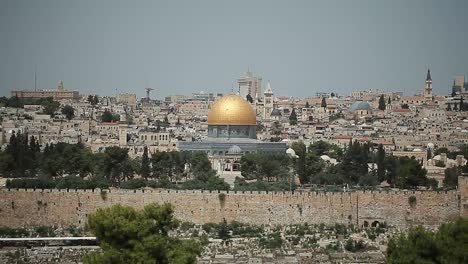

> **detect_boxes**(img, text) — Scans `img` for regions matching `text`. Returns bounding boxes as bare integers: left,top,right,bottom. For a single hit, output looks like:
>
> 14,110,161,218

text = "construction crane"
145,87,154,101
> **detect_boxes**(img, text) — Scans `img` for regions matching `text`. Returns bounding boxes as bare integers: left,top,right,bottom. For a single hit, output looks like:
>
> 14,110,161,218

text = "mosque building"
179,94,287,182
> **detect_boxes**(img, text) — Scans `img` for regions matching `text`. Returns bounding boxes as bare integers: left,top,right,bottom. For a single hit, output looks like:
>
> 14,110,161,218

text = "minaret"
263,81,274,120
424,69,433,99
58,80,64,91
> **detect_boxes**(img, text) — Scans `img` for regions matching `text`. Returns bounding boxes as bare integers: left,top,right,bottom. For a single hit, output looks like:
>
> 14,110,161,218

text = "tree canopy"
61,105,75,121
386,218,468,264
84,203,201,264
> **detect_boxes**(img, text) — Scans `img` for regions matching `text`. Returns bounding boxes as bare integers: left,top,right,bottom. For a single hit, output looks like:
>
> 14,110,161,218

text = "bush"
259,232,283,249
120,178,148,189
6,178,55,189
233,178,293,192
181,176,230,191
344,239,366,252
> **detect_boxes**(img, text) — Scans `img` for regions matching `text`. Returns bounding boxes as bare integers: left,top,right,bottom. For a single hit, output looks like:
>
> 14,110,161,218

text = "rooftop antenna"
34,65,37,91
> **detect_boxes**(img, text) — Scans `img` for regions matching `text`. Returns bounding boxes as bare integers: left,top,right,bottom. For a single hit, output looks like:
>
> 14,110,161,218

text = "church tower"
263,81,274,120
424,69,433,99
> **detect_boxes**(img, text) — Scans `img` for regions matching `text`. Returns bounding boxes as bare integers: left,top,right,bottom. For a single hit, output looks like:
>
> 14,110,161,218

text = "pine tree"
447,104,452,111
460,97,464,111
305,101,310,108
378,95,386,111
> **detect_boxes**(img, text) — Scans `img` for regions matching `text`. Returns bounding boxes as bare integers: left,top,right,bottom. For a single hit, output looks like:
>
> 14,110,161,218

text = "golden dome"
208,94,257,125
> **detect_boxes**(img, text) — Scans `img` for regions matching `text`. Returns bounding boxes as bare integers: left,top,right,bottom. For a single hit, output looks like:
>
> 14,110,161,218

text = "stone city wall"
0,186,463,229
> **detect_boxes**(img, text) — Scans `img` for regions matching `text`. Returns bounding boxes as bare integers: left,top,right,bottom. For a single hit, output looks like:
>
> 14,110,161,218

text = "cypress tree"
141,146,150,180
378,94,386,111
321,97,327,108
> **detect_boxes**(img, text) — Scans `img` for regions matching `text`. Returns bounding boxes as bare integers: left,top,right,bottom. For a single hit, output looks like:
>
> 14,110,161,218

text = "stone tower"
263,81,274,120
118,124,128,146
424,69,433,99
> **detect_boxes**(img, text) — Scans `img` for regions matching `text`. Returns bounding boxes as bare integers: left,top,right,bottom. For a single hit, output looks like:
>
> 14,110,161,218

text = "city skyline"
1,0,468,98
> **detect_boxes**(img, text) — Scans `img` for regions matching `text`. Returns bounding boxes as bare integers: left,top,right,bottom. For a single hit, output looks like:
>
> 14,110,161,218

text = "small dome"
271,109,282,116
286,148,296,156
227,145,242,154
427,143,435,149
349,101,371,113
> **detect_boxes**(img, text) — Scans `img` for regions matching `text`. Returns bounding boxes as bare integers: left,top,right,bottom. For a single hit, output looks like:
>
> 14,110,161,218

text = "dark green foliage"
99,146,134,185
120,178,148,189
289,109,298,125
305,101,310,108
321,97,327,108
40,98,60,116
376,144,386,182
181,175,230,191
84,203,201,264
259,232,283,249
386,218,468,264
378,94,386,111
240,153,291,182
61,105,75,120
6,178,55,189
101,110,120,122
6,176,109,189
141,146,150,179
344,239,366,252
218,218,230,240
444,166,461,189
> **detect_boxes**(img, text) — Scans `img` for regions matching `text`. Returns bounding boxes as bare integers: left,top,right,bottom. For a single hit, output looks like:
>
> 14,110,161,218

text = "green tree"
84,203,201,264
376,144,386,182
321,97,327,108
378,94,386,111
40,97,60,116
218,218,231,241
387,218,468,264
141,146,150,180
289,109,298,125
444,166,461,189
291,141,307,183
305,101,310,108
101,110,120,122
61,105,75,121
98,146,132,185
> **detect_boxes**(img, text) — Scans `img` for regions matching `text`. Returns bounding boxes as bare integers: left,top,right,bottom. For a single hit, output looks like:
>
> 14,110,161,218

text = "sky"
1,0,467,99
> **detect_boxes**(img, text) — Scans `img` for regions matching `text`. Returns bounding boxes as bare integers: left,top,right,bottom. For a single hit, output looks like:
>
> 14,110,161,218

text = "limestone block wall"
459,176,468,218
0,188,461,229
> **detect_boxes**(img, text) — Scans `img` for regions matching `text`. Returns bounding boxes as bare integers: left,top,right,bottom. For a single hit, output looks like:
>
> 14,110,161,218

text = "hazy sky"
1,0,467,99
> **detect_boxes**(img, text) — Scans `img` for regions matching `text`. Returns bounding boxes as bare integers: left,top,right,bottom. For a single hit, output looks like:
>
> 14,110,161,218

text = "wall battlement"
1,180,466,229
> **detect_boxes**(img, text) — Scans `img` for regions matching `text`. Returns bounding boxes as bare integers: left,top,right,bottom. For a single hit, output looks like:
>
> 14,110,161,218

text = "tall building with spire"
237,69,262,101
424,69,433,99
263,81,274,120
